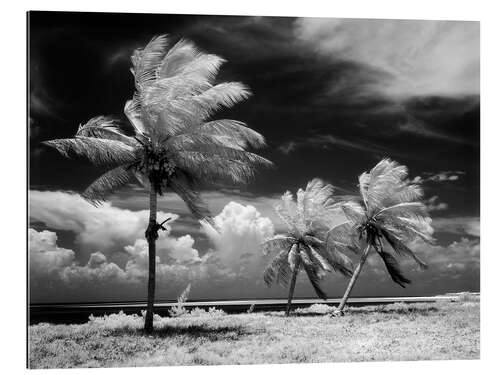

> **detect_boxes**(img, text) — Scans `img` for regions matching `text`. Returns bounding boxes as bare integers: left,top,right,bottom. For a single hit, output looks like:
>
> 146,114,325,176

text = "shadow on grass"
108,324,258,341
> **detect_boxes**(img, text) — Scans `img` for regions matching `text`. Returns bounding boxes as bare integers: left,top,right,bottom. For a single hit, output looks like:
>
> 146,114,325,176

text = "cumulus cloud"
202,202,275,278
294,18,479,99
29,228,75,277
29,190,178,255
29,227,210,290
29,199,280,299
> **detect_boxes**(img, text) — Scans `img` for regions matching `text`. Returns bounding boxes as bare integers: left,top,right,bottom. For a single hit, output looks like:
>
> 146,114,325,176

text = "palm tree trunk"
337,244,371,313
144,186,157,333
285,263,299,317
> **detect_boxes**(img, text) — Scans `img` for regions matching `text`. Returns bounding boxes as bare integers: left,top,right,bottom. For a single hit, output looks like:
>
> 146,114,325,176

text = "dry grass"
29,300,479,368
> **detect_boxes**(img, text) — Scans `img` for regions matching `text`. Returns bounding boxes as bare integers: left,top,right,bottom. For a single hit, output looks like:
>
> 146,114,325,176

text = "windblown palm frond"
43,137,137,167
261,179,354,306
44,34,271,216
82,166,137,205
343,158,434,288
43,34,271,332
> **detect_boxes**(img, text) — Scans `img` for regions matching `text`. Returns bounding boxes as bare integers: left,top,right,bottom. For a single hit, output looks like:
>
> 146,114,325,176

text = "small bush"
295,303,335,315
188,307,226,318
169,283,191,318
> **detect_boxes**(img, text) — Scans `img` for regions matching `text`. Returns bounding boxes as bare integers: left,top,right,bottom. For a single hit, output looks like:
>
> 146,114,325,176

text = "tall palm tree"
261,179,355,316
335,158,433,314
43,35,272,332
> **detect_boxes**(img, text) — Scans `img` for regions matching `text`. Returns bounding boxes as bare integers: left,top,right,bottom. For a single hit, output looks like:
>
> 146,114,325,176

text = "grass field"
28,300,480,368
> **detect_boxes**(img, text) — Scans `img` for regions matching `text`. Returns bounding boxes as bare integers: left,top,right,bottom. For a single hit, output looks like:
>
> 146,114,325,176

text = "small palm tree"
336,159,433,313
261,179,354,316
43,35,271,332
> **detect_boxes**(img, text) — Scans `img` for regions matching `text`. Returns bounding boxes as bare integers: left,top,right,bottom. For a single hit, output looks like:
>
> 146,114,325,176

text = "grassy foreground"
29,300,479,368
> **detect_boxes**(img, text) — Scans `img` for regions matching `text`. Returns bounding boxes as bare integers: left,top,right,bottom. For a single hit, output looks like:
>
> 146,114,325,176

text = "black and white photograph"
27,9,481,369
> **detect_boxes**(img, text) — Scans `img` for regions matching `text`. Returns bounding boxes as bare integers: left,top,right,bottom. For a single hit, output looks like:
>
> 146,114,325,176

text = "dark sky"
28,11,480,303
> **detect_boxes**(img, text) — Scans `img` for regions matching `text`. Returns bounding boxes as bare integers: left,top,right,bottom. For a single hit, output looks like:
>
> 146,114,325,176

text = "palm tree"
261,179,355,316
43,35,272,332
335,158,433,314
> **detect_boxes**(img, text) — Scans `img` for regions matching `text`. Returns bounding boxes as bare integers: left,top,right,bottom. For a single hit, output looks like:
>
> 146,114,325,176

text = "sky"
28,12,480,303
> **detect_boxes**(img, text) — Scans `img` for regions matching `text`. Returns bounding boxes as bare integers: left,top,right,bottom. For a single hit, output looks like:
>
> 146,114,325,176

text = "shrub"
169,283,191,318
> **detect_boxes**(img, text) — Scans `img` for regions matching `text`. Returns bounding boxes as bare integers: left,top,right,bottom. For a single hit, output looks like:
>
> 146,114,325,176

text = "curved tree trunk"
144,186,157,333
285,263,299,317
337,244,371,313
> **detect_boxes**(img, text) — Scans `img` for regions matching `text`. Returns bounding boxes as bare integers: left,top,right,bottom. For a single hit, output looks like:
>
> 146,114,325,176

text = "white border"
2,0,498,374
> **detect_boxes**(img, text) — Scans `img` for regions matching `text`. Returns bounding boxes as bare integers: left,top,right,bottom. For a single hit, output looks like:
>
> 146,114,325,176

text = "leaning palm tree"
335,158,433,314
43,35,272,332
261,179,355,316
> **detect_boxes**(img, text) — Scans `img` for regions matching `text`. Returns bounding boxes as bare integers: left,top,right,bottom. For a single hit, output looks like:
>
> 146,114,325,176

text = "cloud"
412,171,466,184
424,196,449,212
294,19,479,99
29,227,210,292
29,199,280,300
202,202,275,278
414,237,480,273
432,216,480,237
29,228,75,277
29,190,178,255
278,134,393,157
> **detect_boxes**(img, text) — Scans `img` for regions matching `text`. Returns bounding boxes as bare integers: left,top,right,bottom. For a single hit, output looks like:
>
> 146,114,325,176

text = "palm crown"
262,179,354,301
44,35,272,218
342,158,433,287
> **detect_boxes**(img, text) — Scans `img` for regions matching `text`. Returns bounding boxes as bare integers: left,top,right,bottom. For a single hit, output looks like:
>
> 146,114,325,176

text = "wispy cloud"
424,196,449,212
294,18,479,99
412,171,466,184
432,216,480,237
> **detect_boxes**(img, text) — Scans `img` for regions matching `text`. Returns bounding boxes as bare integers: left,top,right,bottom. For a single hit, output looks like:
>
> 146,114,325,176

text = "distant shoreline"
29,293,480,325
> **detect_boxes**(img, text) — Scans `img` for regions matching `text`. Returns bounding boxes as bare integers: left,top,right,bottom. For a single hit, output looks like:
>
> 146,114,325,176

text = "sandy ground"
28,300,479,368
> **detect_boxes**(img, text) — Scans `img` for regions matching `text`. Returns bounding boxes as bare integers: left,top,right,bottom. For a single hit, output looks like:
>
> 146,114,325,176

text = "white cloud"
294,19,479,99
433,216,480,237
412,171,466,184
202,202,275,278
29,227,208,289
413,237,480,272
424,196,449,212
29,228,75,277
29,190,178,254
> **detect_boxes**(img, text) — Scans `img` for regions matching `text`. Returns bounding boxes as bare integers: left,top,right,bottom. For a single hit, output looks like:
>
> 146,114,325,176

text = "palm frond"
302,262,327,300
261,235,295,256
321,241,354,277
177,119,266,148
380,229,428,269
166,171,211,220
263,250,291,287
131,35,169,89
274,191,300,232
305,244,332,272
43,137,137,167
82,165,136,205
174,150,270,185
76,116,137,146
156,39,200,79
192,82,251,114
164,51,225,84
377,248,411,288
375,202,427,219
341,201,365,224
124,98,148,136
